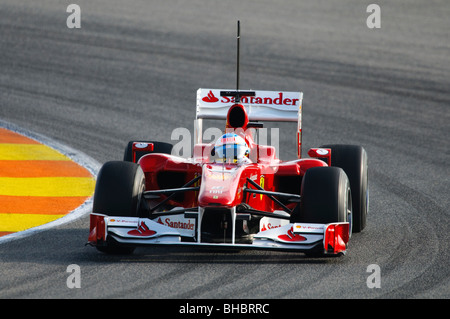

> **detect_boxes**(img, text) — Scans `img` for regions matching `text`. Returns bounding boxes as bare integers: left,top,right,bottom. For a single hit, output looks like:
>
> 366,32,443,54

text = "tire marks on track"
371,169,447,297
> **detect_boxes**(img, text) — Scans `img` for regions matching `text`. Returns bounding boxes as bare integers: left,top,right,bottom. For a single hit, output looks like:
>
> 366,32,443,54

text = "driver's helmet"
214,133,250,163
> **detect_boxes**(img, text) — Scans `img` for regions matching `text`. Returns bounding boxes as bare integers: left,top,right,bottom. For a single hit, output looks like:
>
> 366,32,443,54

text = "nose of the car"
198,164,244,207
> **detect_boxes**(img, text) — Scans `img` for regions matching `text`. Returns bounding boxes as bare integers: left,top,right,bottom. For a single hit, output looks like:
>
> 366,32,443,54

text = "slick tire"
320,144,368,232
123,140,173,163
295,167,352,257
93,161,145,217
297,167,352,226
92,161,145,254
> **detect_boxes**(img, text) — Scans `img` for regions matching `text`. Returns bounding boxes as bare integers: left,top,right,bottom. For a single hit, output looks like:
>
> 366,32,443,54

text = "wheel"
93,161,145,217
320,144,368,232
297,167,352,226
92,161,146,254
294,167,352,257
123,140,173,162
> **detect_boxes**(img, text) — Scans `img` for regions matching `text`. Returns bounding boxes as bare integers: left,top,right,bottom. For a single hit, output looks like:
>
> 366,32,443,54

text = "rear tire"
320,144,368,232
92,161,146,254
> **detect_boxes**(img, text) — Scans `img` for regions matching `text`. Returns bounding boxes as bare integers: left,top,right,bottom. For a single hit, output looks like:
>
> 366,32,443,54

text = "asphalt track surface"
0,0,449,299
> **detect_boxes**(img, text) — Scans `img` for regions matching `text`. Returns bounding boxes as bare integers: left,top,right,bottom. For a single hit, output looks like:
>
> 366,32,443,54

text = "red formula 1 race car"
87,88,369,256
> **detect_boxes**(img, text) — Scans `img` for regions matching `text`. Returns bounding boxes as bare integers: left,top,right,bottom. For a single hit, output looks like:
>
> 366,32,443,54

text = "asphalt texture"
0,0,449,299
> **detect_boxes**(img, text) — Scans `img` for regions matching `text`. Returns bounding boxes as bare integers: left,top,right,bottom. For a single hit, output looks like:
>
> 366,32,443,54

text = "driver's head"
213,133,249,163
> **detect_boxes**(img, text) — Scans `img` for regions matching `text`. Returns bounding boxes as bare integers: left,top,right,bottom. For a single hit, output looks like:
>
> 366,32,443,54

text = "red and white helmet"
214,133,250,163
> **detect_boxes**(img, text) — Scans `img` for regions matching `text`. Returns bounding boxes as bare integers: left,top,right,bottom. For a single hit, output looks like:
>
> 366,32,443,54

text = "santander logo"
127,221,156,237
278,226,306,242
157,217,195,230
261,223,282,231
202,90,219,103
201,90,299,106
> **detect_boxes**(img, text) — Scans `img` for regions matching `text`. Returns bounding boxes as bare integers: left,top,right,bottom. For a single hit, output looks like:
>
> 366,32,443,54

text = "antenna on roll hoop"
236,20,240,97
220,21,255,103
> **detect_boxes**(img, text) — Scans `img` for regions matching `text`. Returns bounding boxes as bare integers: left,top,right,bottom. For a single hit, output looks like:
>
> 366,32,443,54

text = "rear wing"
195,88,303,158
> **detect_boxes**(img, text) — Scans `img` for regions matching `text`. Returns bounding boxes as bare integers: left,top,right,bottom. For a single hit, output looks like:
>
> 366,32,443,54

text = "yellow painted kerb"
0,128,95,236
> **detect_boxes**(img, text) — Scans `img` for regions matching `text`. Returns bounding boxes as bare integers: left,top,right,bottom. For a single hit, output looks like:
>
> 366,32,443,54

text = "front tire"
93,161,145,217
92,161,146,254
298,167,352,226
294,167,352,257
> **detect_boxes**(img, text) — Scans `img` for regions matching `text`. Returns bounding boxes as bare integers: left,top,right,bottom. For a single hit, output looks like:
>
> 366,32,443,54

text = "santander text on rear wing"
195,88,303,158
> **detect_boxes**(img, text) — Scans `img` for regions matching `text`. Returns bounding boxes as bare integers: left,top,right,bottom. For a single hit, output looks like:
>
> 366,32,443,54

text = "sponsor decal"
278,226,306,242
127,221,156,237
293,223,324,233
200,90,300,106
108,218,136,225
205,169,232,180
219,136,237,145
260,223,282,231
209,185,224,194
259,214,289,232
259,175,265,200
202,90,219,103
134,142,149,149
316,148,329,155
157,217,195,230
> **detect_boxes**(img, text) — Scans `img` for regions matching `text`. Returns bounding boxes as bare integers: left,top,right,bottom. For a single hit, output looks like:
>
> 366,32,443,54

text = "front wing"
88,212,350,256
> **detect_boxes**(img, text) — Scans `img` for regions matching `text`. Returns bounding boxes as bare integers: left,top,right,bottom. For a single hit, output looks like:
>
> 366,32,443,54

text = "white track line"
0,120,100,244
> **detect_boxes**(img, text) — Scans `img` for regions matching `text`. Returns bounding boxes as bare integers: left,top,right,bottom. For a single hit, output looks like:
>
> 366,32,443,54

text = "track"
0,0,449,299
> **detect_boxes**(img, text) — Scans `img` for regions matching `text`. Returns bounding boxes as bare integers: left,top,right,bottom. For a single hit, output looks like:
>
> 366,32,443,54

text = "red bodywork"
139,154,327,212
88,101,350,255
138,103,326,214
